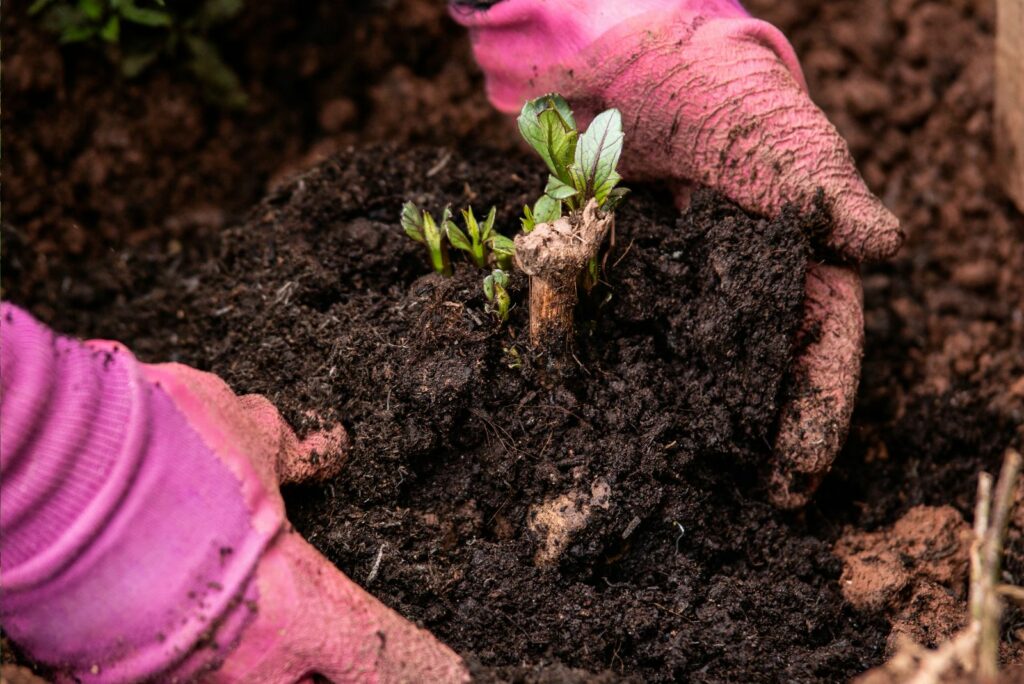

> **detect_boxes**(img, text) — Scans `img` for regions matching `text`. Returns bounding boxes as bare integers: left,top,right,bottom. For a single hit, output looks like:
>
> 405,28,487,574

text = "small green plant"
448,206,517,270
445,206,492,269
513,94,627,358
401,201,517,277
489,233,516,271
398,93,626,349
517,94,628,226
401,202,453,276
29,0,248,109
483,269,511,321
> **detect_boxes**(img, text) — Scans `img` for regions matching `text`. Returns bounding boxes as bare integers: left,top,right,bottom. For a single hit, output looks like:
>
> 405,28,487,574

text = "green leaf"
79,0,104,21
483,273,495,301
401,201,425,243
603,186,630,211
185,36,248,109
118,1,172,26
29,0,56,16
120,48,160,77
521,205,536,234
423,212,441,246
567,164,587,197
524,93,576,130
479,206,497,242
575,108,624,198
99,15,120,42
460,206,480,243
540,109,578,180
489,234,515,257
417,211,451,275
533,195,562,224
491,268,509,288
594,169,621,206
445,220,472,253
494,282,510,321
545,174,578,201
517,95,578,180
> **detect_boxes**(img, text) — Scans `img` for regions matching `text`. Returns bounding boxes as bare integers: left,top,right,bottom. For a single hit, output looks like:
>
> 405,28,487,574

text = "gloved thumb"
563,10,904,261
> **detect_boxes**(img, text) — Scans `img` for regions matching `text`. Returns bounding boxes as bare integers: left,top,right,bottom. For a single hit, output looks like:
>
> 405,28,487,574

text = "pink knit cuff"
0,303,274,682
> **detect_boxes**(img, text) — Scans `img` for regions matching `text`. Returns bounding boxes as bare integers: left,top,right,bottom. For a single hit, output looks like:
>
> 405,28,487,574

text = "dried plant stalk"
514,199,613,359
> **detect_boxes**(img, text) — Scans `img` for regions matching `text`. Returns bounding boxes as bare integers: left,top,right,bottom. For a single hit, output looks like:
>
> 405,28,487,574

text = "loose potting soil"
4,144,888,681
4,0,1024,681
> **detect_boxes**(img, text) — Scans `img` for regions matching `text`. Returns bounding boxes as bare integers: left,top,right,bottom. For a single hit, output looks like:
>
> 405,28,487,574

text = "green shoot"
521,204,536,234
401,201,452,276
514,94,627,358
489,233,516,270
402,201,516,276
445,206,496,269
521,195,562,233
483,269,511,321
503,345,523,369
29,0,248,109
517,94,629,219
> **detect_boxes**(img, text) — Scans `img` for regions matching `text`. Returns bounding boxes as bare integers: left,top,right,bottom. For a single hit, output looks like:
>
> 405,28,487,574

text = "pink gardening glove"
451,0,902,507
0,303,468,683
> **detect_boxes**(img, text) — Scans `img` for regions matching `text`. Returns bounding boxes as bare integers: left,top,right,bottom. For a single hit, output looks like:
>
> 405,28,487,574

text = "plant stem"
514,199,613,361
433,243,452,277
968,448,1022,683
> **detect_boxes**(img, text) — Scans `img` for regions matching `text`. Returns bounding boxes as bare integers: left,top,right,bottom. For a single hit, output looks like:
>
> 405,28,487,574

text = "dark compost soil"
7,142,891,682
3,0,1024,681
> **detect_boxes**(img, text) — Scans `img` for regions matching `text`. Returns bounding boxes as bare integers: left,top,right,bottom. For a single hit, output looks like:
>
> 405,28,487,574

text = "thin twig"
970,473,993,629
978,449,1022,682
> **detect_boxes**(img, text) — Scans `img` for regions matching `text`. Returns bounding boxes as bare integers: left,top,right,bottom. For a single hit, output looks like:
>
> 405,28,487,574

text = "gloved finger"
141,362,346,494
655,18,902,262
237,394,348,485
213,530,470,683
769,262,863,509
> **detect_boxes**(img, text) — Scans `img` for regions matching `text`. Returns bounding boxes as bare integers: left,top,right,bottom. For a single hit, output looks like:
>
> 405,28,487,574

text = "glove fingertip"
829,194,904,262
282,423,349,484
768,264,863,509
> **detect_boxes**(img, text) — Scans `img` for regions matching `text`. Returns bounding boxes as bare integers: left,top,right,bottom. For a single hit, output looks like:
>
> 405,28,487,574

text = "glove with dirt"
450,0,904,508
0,303,468,683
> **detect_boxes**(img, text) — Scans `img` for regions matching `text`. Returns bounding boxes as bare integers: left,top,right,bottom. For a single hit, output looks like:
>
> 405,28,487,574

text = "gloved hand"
0,303,468,683
450,0,903,507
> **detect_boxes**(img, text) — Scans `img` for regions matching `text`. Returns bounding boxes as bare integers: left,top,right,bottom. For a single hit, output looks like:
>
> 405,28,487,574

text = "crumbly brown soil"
3,0,1024,681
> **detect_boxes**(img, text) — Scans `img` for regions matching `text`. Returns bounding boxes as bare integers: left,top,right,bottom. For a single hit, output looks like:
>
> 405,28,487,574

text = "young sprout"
488,233,516,270
401,201,452,276
483,269,511,322
445,206,496,269
517,94,629,221
513,94,627,359
521,195,562,233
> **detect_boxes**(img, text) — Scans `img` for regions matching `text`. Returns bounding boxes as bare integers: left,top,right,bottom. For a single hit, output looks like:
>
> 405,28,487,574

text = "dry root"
527,479,611,566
